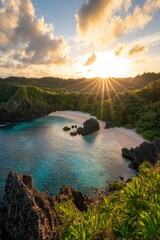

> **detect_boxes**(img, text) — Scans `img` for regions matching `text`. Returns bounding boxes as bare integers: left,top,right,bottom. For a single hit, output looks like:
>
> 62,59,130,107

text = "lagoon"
0,115,135,202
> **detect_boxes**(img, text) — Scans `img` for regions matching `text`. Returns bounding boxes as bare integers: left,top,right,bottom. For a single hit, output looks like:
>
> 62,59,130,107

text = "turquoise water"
0,116,135,202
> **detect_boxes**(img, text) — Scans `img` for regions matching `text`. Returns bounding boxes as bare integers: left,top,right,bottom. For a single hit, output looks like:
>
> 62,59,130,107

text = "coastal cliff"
0,86,53,124
0,163,160,240
0,172,60,240
122,138,160,170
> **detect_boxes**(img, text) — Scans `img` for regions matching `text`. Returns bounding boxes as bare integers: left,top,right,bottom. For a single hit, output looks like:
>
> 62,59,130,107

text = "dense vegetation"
55,161,160,240
103,80,160,140
1,72,160,93
0,72,160,140
0,74,160,239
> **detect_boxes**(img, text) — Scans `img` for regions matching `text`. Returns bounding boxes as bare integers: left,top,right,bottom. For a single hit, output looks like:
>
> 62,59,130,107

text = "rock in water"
77,126,86,135
0,172,60,240
122,138,160,170
83,118,100,134
63,126,71,131
77,118,100,135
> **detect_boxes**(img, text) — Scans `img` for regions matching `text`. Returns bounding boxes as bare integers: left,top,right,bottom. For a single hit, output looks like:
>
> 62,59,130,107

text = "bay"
0,116,135,203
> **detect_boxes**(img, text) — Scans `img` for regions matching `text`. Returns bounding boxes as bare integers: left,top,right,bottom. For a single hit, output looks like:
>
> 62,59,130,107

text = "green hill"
0,73,160,140
1,72,160,94
104,80,160,140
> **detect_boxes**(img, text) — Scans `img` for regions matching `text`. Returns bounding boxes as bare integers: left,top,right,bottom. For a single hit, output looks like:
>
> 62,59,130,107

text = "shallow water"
0,116,135,202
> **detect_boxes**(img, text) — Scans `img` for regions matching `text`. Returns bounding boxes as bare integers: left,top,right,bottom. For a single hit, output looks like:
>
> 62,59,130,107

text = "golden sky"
0,0,160,78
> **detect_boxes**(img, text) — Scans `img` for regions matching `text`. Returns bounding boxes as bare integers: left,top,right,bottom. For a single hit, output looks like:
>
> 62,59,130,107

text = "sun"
83,52,129,78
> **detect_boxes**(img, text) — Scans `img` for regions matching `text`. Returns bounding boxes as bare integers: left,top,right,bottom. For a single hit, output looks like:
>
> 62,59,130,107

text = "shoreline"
49,110,145,149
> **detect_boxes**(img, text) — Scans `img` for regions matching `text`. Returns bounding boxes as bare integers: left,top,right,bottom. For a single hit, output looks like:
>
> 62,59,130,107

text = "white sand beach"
48,111,145,149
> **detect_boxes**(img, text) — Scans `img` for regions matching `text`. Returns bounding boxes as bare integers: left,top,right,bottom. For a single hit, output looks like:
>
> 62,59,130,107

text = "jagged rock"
0,172,60,240
122,138,160,170
56,185,88,212
63,126,71,131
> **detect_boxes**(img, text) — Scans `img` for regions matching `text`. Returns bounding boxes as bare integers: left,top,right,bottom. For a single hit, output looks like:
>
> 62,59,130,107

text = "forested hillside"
103,80,160,140
0,73,160,140
1,72,160,94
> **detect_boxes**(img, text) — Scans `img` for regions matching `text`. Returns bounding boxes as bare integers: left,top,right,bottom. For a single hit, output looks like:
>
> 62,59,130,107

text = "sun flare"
82,52,129,78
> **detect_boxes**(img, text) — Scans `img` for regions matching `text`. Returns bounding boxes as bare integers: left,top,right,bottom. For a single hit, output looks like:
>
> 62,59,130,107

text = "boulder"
70,131,77,136
77,127,86,135
63,126,71,131
0,172,60,240
83,118,100,135
76,118,100,135
122,138,160,170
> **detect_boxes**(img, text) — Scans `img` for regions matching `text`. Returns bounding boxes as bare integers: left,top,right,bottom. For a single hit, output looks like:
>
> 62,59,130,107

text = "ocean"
0,115,135,202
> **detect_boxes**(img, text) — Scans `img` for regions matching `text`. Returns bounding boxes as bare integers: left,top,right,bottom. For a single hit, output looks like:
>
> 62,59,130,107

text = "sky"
0,0,160,78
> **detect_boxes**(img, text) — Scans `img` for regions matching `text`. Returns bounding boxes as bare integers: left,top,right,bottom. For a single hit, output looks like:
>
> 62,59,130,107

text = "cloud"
128,45,147,56
114,32,160,57
84,53,96,66
76,0,128,36
76,0,111,35
0,0,69,66
114,45,124,56
76,0,160,45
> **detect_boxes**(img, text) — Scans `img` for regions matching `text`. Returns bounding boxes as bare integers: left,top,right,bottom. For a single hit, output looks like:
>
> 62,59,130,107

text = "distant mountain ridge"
1,72,160,94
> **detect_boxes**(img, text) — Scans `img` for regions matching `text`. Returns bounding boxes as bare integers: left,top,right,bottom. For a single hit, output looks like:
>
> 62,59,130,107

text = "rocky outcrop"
63,118,100,136
0,172,60,240
83,118,100,134
55,185,88,212
122,138,160,170
77,118,100,135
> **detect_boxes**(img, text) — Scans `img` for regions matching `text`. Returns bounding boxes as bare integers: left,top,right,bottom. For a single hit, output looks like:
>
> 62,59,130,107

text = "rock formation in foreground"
0,172,60,240
77,118,100,135
55,185,88,212
122,138,160,170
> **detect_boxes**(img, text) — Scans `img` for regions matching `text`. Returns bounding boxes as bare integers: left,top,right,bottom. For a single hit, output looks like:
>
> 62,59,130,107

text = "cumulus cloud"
76,0,160,45
76,0,111,35
84,53,96,66
76,0,128,36
0,0,69,66
128,45,147,56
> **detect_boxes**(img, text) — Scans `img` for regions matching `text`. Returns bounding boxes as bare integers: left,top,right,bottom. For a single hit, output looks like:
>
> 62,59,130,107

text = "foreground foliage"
56,162,160,240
